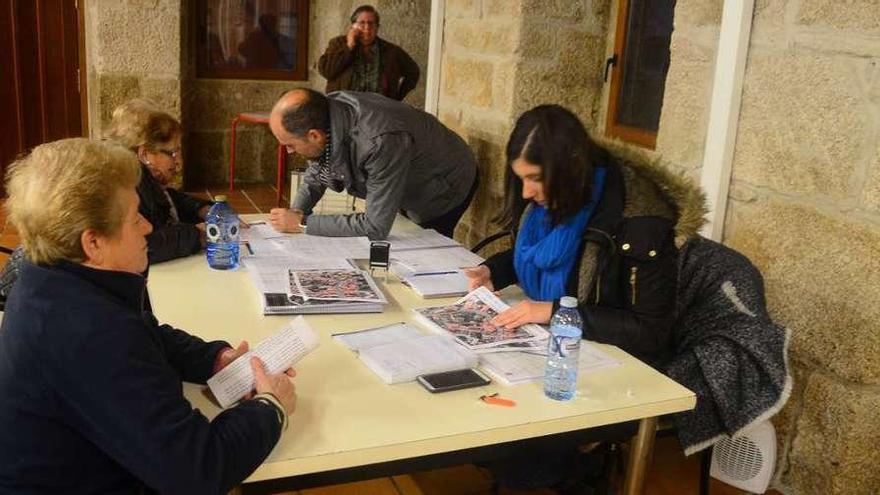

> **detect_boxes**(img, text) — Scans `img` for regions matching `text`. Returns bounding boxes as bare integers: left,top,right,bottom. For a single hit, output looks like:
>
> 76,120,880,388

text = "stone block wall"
658,1,880,493
84,0,183,133
441,0,610,249
722,2,880,493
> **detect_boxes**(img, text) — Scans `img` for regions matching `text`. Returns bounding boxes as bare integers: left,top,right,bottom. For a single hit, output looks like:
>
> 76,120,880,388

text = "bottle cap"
560,296,578,308
214,194,228,202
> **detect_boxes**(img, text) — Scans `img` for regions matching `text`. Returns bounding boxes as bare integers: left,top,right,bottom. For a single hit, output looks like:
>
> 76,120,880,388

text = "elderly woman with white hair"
107,98,212,264
0,138,296,494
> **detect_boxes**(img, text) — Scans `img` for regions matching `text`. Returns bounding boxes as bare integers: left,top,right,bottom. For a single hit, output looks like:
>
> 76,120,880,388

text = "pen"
411,270,458,277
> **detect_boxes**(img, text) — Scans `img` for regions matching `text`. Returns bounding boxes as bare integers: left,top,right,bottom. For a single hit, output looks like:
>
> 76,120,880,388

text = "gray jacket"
292,92,477,239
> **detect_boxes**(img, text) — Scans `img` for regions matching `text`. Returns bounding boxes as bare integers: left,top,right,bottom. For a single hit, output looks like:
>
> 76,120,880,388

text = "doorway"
0,0,87,196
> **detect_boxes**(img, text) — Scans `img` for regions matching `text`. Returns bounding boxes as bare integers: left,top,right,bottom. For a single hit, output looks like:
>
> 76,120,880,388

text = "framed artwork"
195,0,309,80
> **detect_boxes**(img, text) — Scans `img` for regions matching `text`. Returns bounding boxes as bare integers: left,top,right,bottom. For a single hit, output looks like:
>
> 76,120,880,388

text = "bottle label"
206,223,221,242
551,336,577,357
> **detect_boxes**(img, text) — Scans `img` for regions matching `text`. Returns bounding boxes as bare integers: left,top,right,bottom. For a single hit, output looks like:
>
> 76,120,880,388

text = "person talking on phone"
318,4,420,101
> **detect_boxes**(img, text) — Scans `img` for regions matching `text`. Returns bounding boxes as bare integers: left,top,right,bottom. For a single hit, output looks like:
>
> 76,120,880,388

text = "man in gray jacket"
268,89,478,239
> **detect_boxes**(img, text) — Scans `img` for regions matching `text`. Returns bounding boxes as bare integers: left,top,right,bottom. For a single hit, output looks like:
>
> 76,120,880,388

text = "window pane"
616,0,675,132
197,0,306,78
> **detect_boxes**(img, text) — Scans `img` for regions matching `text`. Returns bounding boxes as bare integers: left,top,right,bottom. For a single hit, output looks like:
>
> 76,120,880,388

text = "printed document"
479,342,620,386
207,317,319,408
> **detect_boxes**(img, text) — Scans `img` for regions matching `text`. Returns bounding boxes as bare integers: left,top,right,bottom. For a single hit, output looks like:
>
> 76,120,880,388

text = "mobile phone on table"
417,368,491,393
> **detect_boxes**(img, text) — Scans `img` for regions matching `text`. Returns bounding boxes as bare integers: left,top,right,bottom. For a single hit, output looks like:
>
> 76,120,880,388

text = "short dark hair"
280,89,330,137
350,5,380,25
498,104,607,229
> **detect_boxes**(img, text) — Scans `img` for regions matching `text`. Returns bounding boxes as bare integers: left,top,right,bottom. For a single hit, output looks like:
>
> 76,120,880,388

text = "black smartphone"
417,368,491,393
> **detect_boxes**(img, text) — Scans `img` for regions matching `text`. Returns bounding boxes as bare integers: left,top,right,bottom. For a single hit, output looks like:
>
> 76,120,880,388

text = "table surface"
147,216,695,483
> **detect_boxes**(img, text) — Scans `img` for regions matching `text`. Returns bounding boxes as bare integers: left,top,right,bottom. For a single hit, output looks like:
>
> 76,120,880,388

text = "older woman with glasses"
107,98,212,264
0,138,296,493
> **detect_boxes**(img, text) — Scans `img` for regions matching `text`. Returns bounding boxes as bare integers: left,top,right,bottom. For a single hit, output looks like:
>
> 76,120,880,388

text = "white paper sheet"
207,317,319,408
240,221,289,241
390,246,484,276
332,322,424,351
385,229,460,251
271,235,371,259
242,256,353,293
358,334,478,384
401,271,470,298
479,341,620,386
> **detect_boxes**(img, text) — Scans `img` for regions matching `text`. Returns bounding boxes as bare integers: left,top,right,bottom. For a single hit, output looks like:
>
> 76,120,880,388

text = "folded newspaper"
413,287,549,350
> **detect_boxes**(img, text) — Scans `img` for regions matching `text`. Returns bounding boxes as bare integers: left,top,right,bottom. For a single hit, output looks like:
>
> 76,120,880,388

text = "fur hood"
601,140,708,246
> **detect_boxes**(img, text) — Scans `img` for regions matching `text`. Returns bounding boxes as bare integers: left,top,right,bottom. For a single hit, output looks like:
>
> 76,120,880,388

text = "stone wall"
441,0,610,249
84,0,183,134
85,0,430,188
658,1,880,493
722,2,880,493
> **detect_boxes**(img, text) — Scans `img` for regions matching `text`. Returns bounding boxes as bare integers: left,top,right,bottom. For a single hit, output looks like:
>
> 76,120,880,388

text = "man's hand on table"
269,208,304,233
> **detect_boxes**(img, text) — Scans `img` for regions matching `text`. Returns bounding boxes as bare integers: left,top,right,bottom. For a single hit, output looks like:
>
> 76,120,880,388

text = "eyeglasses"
354,20,378,27
157,147,181,159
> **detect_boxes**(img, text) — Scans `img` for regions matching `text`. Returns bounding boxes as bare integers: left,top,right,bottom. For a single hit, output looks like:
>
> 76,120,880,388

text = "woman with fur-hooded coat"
465,105,706,370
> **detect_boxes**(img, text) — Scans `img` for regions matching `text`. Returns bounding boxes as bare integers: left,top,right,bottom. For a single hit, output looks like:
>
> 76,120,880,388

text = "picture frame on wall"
195,0,309,80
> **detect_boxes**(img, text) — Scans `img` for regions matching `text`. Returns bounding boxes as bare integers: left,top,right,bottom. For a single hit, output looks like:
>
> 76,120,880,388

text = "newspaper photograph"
289,269,387,303
414,287,548,349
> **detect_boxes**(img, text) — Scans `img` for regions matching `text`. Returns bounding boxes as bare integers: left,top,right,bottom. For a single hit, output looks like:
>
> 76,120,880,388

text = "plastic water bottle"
544,296,583,401
205,195,240,270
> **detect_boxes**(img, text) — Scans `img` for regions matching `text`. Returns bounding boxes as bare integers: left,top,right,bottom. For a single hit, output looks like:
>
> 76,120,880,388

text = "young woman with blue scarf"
465,104,706,371
466,105,706,493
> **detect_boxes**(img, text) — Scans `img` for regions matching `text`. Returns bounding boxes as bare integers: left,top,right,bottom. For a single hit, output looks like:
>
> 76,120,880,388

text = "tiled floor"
0,182,781,495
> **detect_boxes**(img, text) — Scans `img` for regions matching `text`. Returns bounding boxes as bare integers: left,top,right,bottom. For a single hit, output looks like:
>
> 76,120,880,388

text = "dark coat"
485,151,707,369
291,92,477,239
318,36,420,101
0,261,281,494
136,165,212,264
666,237,791,454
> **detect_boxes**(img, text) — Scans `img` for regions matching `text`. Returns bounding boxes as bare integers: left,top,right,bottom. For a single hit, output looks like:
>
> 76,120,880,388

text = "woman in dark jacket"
466,105,706,491
465,104,707,369
0,138,296,494
107,98,212,264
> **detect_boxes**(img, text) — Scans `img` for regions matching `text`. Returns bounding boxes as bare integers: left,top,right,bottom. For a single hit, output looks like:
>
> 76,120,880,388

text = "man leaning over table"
267,88,478,240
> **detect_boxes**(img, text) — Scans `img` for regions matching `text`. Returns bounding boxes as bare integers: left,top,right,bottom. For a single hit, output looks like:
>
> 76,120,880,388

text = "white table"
147,217,694,494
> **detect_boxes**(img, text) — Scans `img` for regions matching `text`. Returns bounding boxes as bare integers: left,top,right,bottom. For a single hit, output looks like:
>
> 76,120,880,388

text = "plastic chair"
228,111,287,206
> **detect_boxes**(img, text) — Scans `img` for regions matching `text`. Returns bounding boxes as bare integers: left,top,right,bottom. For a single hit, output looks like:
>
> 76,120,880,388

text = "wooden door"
0,0,86,196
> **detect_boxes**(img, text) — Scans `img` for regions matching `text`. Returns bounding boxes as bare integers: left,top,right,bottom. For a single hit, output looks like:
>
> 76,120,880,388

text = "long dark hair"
498,105,607,229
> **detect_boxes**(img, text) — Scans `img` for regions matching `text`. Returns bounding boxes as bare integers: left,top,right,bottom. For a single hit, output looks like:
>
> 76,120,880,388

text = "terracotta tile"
299,477,400,495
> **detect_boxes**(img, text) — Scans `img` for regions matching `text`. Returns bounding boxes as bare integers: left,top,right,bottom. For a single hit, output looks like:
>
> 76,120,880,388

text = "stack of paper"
390,245,484,277
333,323,478,384
400,271,471,299
479,342,620,386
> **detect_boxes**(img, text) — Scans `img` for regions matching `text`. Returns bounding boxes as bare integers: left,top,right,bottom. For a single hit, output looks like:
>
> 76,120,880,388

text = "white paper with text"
207,316,319,408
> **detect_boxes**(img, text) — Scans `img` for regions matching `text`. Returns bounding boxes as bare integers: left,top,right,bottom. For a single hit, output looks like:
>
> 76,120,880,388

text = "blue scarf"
514,167,606,301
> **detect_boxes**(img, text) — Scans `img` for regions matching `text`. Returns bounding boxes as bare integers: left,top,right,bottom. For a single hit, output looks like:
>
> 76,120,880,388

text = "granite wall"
84,0,430,188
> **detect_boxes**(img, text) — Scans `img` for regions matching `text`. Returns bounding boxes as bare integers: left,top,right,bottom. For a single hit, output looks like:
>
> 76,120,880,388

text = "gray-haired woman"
0,138,296,494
